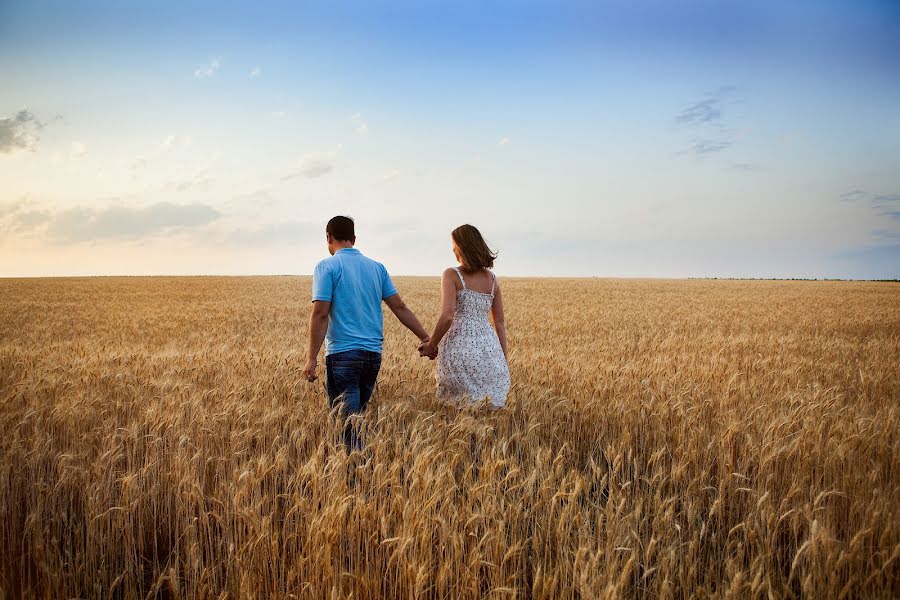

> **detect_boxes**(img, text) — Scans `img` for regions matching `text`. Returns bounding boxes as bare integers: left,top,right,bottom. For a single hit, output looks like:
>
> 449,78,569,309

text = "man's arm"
383,294,430,344
303,300,331,382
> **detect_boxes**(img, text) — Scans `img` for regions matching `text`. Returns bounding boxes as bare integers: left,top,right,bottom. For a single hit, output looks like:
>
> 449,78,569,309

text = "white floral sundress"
435,268,511,408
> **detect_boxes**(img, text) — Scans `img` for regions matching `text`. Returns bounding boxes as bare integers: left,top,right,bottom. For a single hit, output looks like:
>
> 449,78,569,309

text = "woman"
419,224,511,408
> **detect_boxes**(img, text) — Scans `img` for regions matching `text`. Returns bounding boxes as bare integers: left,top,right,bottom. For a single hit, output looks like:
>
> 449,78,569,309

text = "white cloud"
249,66,261,79
0,197,51,237
119,156,147,181
381,169,401,181
161,134,192,150
69,141,87,158
271,110,287,119
498,137,510,146
2,199,221,243
296,153,334,178
194,57,221,79
0,109,42,154
212,220,320,246
227,186,275,208
351,113,368,135
170,169,212,192
284,146,342,180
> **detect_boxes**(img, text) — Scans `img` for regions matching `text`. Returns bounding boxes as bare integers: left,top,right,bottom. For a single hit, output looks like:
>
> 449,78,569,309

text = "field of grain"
0,276,898,599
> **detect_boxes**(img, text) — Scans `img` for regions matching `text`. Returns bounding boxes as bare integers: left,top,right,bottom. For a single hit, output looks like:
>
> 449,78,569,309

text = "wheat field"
0,276,898,599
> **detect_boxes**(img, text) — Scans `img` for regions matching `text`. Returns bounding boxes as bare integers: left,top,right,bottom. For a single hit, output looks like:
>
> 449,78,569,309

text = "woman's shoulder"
442,267,464,287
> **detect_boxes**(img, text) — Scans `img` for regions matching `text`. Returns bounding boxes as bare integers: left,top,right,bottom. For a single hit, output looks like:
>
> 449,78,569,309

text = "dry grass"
1,275,898,599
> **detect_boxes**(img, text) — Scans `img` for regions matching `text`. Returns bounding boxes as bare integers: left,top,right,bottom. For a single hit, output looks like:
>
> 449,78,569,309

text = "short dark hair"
326,215,355,242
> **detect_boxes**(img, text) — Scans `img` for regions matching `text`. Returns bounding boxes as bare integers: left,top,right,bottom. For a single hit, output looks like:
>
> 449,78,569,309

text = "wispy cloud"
350,113,368,135
69,141,87,158
729,162,763,172
0,200,24,218
249,66,261,79
676,85,737,124
211,220,320,246
194,56,221,79
122,156,148,181
872,229,900,241
872,193,900,208
498,136,510,146
12,209,52,232
674,87,741,158
839,189,900,211
168,169,212,192
687,139,732,155
676,99,722,126
0,109,43,154
839,189,867,202
875,195,900,221
161,134,192,150
283,146,342,180
839,189,900,235
296,154,334,178
227,187,275,208
2,199,221,243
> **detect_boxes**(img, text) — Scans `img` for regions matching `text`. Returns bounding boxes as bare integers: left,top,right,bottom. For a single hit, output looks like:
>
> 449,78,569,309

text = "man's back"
311,247,397,355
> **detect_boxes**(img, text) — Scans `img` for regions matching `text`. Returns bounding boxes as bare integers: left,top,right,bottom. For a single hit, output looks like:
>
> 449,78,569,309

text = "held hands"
304,338,432,384
418,337,438,360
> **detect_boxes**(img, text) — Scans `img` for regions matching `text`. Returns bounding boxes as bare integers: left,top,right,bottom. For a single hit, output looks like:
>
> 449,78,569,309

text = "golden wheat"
0,276,898,599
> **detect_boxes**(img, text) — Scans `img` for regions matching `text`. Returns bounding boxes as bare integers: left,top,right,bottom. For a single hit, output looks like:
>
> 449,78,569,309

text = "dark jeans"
325,349,382,451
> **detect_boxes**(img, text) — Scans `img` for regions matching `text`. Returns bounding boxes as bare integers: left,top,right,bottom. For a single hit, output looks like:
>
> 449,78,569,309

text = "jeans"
325,349,382,451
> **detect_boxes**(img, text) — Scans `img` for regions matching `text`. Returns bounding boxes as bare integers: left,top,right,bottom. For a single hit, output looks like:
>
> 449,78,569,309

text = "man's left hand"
303,358,318,382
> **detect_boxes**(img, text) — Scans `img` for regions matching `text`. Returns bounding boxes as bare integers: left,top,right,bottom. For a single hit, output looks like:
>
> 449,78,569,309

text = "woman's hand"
418,339,438,360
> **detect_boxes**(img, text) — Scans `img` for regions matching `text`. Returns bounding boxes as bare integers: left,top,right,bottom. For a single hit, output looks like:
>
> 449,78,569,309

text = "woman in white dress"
418,224,511,408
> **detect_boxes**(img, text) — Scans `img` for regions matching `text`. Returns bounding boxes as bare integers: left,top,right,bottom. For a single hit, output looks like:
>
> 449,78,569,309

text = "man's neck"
333,242,355,253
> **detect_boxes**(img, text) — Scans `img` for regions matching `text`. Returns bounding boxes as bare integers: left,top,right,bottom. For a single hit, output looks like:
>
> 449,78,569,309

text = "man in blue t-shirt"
303,215,432,451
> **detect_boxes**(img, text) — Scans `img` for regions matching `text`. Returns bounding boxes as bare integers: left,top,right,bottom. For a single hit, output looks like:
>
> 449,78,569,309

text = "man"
303,215,432,451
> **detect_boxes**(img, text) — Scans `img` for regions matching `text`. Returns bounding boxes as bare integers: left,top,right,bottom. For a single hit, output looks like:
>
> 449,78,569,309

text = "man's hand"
303,358,318,382
418,338,438,360
306,300,330,383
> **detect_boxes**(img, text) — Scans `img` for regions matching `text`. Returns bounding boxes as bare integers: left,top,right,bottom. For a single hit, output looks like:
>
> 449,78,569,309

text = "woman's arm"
490,277,508,358
422,268,459,356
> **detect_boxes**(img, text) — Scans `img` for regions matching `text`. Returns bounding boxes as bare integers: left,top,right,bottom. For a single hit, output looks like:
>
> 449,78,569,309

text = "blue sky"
1,0,899,278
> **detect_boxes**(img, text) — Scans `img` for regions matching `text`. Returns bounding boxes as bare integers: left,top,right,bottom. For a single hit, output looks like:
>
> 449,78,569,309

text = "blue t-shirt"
311,247,398,356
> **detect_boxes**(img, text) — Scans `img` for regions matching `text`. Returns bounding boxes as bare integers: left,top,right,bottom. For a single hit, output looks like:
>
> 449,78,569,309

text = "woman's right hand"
418,340,438,360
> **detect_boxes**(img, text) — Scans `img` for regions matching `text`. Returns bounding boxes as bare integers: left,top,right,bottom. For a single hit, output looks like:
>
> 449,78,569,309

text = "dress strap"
453,267,466,289
490,270,496,295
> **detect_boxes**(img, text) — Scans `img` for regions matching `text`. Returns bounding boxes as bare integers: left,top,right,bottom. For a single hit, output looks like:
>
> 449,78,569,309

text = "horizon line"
1,274,898,283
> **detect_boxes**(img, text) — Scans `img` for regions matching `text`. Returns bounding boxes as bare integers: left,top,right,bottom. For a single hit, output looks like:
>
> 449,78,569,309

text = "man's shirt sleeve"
311,261,334,302
381,264,398,299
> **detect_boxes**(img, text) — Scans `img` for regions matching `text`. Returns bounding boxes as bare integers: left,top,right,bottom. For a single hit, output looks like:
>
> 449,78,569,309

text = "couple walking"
302,216,510,450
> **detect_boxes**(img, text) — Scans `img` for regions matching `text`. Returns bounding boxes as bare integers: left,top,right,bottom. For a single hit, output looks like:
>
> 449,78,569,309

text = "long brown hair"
451,224,497,271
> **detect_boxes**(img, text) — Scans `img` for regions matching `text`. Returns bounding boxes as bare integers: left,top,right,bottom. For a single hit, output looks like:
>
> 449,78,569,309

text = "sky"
1,0,899,279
